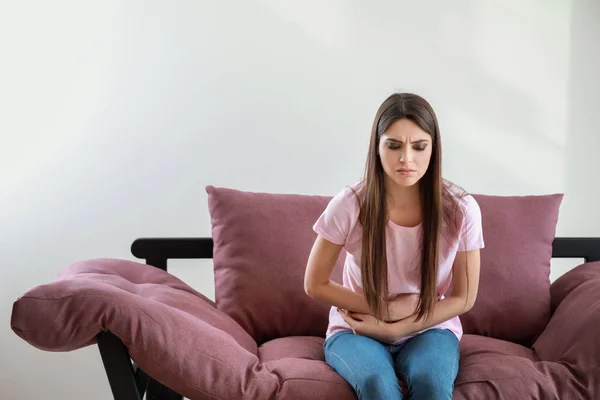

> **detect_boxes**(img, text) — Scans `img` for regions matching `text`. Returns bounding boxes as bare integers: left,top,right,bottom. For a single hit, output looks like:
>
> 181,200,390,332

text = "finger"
351,310,364,319
338,308,357,326
348,312,363,321
350,313,373,323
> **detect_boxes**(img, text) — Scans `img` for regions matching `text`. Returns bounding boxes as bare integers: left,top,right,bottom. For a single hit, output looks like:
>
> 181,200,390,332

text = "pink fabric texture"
258,336,325,363
533,261,600,377
462,193,563,346
206,185,345,345
10,258,353,399
455,334,560,399
312,181,485,345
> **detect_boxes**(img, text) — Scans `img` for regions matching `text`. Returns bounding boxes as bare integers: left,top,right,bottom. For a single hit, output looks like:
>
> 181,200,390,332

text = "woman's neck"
384,178,421,211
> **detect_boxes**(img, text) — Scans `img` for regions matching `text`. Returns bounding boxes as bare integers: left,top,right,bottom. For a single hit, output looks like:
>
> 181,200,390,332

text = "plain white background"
1,0,598,398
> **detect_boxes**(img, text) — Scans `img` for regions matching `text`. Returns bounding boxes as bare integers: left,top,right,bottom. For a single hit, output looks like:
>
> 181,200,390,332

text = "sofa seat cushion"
460,334,538,363
454,334,576,399
261,357,355,398
259,336,325,363
257,337,356,398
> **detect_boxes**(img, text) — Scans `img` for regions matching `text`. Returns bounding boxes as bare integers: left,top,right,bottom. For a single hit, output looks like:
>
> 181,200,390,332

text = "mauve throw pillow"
206,186,345,344
461,193,563,346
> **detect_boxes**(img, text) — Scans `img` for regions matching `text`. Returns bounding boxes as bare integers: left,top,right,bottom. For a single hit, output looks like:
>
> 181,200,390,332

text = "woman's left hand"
338,309,397,342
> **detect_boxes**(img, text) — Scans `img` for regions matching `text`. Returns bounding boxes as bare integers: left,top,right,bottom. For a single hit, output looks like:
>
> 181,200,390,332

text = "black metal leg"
147,378,184,400
97,331,183,400
97,331,141,400
133,362,150,397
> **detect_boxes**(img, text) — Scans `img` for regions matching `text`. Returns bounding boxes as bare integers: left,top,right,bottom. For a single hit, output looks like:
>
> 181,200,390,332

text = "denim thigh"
392,329,460,400
324,330,402,400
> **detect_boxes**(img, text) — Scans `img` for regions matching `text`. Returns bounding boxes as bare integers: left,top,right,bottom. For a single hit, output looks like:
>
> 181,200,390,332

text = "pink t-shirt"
313,181,485,345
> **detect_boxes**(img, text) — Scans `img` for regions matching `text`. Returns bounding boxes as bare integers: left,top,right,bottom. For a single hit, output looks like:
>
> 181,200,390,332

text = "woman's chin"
393,176,420,187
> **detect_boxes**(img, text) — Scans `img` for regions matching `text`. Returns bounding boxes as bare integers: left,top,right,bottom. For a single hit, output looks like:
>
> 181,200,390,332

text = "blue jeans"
324,329,460,400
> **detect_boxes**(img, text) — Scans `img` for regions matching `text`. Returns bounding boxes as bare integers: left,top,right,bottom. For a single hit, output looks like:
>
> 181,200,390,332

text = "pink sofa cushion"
11,258,256,354
462,194,563,345
11,258,355,399
533,261,600,369
258,336,325,363
206,185,345,344
454,334,572,399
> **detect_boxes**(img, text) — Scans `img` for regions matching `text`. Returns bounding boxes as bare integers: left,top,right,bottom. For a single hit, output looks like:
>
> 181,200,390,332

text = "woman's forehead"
382,119,430,141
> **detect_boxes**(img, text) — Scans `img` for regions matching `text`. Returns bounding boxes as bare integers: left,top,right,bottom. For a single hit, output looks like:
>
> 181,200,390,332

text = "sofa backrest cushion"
207,185,563,346
462,193,563,345
207,185,344,344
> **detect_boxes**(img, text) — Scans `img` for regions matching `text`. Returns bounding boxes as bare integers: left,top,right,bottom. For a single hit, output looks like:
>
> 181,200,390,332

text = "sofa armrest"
533,261,600,371
12,258,255,352
550,261,600,312
11,258,303,399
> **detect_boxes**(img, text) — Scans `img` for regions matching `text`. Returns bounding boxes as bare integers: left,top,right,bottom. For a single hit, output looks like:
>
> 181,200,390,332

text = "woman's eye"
385,143,427,151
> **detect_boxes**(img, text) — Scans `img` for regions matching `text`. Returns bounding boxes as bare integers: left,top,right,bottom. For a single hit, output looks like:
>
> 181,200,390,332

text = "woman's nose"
399,148,410,163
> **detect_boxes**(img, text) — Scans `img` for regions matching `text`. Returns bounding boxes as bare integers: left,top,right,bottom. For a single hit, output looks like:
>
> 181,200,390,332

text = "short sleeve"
457,195,485,252
313,187,358,246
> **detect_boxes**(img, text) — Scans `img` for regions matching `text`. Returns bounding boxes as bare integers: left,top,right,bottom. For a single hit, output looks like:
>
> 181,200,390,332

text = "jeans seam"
324,348,358,389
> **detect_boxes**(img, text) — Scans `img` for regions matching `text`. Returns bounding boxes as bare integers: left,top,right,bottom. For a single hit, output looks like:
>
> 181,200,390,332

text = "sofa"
10,185,600,399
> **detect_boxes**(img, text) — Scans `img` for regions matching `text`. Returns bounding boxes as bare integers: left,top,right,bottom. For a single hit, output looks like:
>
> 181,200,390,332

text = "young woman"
304,92,484,399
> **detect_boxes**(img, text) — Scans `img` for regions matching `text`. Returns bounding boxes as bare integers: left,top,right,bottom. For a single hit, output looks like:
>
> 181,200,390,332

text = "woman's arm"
339,249,481,342
306,236,420,321
387,248,481,339
304,235,372,314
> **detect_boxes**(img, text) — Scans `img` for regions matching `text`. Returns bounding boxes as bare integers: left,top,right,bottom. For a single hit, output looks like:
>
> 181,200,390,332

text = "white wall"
1,0,598,398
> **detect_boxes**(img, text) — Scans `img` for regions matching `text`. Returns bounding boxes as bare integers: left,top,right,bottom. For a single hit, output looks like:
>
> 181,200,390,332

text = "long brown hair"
356,93,465,322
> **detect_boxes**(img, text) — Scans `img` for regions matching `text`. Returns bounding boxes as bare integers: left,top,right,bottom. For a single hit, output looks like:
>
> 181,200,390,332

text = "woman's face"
378,118,433,188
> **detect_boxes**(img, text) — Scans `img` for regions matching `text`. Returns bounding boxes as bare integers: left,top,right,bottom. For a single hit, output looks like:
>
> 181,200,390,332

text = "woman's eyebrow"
385,138,429,144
